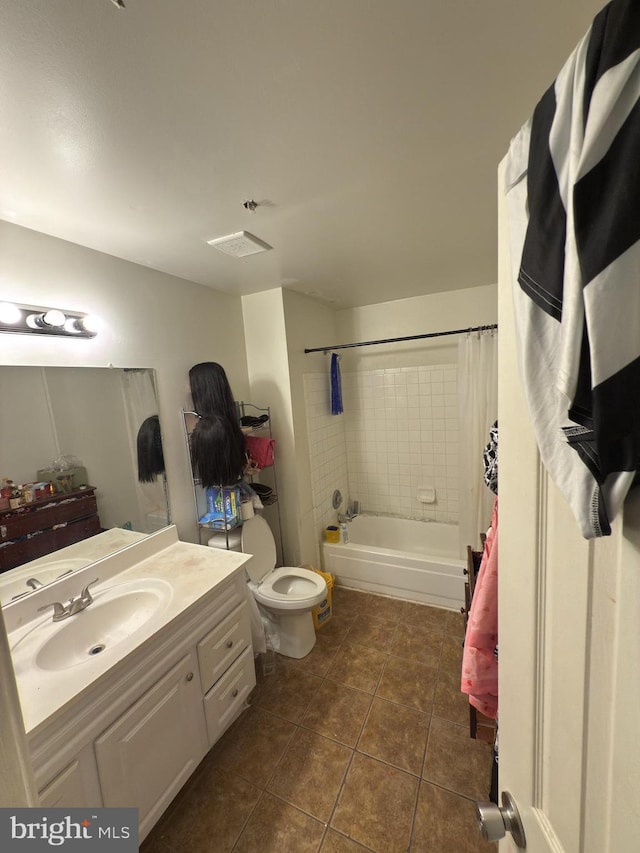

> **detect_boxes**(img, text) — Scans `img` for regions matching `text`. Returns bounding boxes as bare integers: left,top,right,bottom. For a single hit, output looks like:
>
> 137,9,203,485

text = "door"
496,159,640,852
95,650,208,839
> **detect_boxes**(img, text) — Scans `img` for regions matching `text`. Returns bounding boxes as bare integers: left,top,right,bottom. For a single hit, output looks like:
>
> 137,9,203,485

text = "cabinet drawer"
0,515,102,571
0,494,98,540
39,744,103,808
203,645,255,746
197,601,251,694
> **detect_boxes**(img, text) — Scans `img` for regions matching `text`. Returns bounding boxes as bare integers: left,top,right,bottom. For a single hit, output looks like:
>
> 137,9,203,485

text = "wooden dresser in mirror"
0,487,101,571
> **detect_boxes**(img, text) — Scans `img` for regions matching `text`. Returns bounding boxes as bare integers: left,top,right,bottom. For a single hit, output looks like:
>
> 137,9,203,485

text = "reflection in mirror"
0,366,170,604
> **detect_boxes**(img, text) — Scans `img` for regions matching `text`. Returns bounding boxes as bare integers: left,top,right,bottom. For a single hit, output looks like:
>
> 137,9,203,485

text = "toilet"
241,515,327,659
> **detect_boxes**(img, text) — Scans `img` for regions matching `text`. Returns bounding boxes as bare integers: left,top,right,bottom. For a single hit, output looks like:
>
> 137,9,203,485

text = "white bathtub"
321,515,465,609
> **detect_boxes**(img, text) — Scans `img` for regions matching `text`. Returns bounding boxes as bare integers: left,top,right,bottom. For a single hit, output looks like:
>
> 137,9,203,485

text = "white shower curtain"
458,330,498,556
119,369,170,531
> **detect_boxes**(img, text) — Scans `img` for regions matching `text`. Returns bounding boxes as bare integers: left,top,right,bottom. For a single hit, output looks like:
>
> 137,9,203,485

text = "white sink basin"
11,578,173,672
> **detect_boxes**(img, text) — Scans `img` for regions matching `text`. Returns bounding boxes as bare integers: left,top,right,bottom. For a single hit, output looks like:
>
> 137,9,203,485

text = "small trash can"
304,566,334,630
324,525,340,543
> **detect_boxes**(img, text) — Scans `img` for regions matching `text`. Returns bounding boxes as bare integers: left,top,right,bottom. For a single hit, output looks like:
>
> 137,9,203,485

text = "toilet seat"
242,516,327,610
251,567,327,610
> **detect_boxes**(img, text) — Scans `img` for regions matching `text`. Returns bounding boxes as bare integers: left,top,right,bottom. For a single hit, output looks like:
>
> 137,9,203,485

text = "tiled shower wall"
303,373,350,539
304,364,459,540
342,365,459,522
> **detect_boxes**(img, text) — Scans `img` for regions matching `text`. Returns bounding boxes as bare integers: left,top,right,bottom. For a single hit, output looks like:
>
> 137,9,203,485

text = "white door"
496,159,640,852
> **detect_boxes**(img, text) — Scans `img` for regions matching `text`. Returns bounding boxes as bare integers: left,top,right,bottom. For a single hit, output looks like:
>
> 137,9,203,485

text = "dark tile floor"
142,587,496,853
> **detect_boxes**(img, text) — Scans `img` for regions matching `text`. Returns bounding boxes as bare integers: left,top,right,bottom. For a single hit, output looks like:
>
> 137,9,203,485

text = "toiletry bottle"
340,521,349,544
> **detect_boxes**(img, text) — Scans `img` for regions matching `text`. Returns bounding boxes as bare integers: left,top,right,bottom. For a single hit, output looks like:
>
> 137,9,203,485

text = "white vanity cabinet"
95,650,208,836
39,743,102,808
25,562,255,843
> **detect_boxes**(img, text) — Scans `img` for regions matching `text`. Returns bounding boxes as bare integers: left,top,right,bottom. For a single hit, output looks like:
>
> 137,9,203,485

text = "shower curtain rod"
304,323,498,354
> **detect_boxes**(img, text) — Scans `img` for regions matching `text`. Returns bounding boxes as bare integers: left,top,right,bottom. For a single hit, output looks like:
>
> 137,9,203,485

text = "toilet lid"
241,515,276,584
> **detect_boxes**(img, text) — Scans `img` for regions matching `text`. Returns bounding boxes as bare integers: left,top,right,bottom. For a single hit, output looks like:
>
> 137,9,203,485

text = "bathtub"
321,514,466,609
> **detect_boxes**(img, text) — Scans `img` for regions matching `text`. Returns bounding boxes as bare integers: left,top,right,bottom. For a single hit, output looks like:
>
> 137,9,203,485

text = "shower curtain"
458,330,497,556
120,369,169,531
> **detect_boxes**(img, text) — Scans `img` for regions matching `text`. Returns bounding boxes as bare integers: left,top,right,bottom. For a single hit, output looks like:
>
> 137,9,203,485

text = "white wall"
241,289,293,565
282,290,342,566
0,221,250,544
241,288,345,567
335,283,498,370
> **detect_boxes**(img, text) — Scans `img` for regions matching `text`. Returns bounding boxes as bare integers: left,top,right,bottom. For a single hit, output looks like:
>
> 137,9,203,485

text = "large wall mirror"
0,366,170,604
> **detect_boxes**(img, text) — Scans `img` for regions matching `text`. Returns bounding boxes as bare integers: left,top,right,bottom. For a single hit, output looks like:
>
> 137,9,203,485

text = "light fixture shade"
0,302,21,324
0,303,99,339
42,309,66,327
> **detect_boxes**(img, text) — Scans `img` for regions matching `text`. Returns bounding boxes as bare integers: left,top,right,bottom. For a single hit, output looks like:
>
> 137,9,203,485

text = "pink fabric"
245,435,276,469
461,497,498,719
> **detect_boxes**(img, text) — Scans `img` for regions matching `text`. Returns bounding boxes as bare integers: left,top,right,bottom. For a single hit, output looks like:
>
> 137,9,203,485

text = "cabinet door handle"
231,688,239,698
186,672,194,682
226,640,234,648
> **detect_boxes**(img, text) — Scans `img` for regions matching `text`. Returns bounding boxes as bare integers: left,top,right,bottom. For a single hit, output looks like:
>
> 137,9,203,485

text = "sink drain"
88,644,106,656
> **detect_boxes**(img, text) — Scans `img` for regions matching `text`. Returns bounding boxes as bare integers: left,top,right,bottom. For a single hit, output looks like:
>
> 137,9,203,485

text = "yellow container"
324,525,340,543
304,566,335,630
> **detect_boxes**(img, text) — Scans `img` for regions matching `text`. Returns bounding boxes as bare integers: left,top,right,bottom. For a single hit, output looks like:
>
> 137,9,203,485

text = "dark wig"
190,413,246,487
188,361,246,461
189,362,238,421
137,415,165,483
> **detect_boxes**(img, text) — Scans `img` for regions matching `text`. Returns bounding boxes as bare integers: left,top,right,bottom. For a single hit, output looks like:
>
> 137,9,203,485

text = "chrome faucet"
37,578,99,622
11,577,45,600
338,501,359,523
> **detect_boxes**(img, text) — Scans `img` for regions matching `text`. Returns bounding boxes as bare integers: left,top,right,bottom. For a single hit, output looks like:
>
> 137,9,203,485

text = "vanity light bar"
0,302,99,339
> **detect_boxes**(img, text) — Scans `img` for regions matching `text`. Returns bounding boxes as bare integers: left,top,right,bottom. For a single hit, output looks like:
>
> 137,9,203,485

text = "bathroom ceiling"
0,1,603,309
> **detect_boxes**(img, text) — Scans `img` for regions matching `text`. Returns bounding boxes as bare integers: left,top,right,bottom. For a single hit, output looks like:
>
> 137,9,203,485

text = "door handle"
476,791,526,848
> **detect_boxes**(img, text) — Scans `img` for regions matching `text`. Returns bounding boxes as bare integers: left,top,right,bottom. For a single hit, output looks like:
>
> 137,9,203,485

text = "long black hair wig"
188,362,246,486
189,362,238,422
190,413,246,487
137,415,165,483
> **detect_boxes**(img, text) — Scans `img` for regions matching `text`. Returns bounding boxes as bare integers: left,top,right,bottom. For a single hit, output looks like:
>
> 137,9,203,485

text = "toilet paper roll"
207,529,242,550
241,499,255,520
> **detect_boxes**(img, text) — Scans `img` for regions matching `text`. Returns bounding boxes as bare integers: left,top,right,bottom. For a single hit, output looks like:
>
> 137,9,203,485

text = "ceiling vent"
206,231,272,258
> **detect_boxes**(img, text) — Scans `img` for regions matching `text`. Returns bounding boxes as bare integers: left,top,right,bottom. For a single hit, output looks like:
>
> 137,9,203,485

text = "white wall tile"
304,362,460,526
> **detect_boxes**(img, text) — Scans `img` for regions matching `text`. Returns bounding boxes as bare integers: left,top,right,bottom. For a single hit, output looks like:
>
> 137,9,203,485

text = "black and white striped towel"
506,0,640,537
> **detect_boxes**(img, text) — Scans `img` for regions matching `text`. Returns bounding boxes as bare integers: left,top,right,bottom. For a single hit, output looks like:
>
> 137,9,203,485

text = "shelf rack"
181,402,284,560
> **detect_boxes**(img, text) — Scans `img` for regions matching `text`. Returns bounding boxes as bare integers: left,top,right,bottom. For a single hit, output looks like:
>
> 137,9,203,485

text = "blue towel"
330,353,343,415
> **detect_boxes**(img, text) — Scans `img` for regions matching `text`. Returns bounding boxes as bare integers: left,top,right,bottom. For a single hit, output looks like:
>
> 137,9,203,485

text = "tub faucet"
37,578,99,622
338,504,358,523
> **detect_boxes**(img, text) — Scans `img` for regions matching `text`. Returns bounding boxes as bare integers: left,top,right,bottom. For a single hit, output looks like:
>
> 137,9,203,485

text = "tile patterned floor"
142,587,497,853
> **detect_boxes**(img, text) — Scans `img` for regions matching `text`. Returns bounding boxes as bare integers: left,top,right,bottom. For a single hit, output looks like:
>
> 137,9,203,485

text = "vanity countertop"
7,527,250,734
